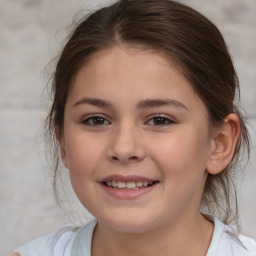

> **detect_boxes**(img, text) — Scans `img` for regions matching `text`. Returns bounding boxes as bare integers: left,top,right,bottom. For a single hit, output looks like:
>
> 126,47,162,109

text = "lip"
99,175,156,183
98,175,159,200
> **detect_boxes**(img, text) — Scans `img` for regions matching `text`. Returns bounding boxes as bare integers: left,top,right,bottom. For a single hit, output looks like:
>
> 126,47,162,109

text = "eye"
146,115,175,126
82,115,110,126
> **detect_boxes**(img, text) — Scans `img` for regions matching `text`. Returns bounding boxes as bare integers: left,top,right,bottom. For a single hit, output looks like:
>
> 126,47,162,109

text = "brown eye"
82,115,110,126
147,115,174,126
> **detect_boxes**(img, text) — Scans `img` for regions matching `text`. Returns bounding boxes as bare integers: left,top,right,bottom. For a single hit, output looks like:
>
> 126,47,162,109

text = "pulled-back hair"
46,0,250,224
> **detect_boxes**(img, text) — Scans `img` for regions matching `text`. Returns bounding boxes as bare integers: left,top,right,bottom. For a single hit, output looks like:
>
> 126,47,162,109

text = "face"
61,46,214,234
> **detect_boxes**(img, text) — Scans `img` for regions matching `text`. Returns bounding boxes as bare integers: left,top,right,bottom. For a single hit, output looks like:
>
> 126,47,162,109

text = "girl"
11,0,256,255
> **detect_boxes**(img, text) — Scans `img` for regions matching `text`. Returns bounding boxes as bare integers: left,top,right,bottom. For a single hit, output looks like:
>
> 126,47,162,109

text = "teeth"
143,181,148,186
105,180,154,189
112,181,117,187
136,181,143,187
126,181,136,189
117,181,126,188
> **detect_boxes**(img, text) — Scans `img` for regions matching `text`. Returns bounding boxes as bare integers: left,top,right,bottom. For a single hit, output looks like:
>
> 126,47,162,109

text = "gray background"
1,0,255,255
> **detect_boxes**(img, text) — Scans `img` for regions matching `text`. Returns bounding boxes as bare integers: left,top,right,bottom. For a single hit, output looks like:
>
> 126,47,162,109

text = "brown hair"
46,0,250,223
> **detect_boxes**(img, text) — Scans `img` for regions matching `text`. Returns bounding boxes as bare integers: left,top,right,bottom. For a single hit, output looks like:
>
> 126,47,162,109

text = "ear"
206,113,240,175
55,127,69,169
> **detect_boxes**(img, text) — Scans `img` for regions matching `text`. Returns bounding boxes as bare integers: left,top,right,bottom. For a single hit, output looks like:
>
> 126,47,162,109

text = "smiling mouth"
103,180,159,190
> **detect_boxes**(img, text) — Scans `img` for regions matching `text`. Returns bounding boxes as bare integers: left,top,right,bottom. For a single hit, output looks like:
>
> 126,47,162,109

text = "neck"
92,213,214,256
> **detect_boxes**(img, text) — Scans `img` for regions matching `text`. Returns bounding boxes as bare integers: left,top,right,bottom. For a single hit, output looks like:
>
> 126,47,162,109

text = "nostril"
110,155,138,162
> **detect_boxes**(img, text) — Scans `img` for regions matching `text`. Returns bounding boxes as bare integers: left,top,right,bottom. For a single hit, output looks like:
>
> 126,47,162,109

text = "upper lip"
99,175,157,183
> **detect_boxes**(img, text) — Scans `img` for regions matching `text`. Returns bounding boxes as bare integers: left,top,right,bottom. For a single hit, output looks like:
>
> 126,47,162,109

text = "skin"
59,46,239,256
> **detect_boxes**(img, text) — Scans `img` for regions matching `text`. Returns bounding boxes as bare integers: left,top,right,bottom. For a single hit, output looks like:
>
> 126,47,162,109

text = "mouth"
99,175,160,199
102,180,158,190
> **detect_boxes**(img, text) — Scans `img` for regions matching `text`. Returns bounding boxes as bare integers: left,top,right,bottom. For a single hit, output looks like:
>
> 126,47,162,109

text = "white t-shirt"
12,217,256,256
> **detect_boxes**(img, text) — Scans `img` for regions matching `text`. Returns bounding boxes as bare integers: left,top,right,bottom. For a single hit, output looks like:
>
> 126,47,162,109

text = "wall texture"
0,0,255,255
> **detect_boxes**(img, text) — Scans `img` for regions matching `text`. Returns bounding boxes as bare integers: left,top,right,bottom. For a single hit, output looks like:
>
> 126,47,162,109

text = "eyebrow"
137,99,189,111
73,98,112,108
73,97,189,111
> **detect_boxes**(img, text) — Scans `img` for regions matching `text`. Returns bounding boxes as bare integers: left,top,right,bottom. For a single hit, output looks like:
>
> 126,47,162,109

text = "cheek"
150,128,210,178
64,132,104,206
64,131,102,179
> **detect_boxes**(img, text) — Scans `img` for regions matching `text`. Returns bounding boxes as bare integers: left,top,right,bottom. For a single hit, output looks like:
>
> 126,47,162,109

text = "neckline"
206,217,225,256
71,219,97,256
71,217,224,256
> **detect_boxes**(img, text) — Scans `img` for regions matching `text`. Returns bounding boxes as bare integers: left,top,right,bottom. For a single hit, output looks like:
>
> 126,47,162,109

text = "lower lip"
100,183,157,200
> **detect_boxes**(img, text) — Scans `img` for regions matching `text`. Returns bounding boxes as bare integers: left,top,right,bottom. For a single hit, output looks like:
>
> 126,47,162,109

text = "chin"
100,214,158,234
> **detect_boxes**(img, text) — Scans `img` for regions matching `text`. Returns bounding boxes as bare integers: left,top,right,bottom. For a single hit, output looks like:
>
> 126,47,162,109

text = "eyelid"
81,114,111,125
145,114,176,125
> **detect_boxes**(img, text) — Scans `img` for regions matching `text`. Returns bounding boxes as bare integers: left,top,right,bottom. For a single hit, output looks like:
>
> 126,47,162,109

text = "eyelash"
81,114,111,126
81,114,175,126
145,115,175,126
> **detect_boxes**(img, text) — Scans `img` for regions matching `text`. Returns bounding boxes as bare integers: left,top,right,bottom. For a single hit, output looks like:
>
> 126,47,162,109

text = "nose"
107,123,146,164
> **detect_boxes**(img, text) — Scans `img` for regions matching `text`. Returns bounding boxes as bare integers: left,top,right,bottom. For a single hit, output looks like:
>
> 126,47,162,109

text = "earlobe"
206,113,240,175
55,127,69,169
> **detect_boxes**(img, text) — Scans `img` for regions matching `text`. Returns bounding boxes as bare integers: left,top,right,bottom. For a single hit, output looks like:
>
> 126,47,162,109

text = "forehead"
72,46,182,91
68,46,207,114
80,45,174,77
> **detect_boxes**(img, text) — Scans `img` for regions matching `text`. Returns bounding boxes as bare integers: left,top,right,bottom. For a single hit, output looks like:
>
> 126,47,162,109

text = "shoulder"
70,219,97,255
12,234,49,256
218,226,256,256
12,224,77,256
208,217,256,256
